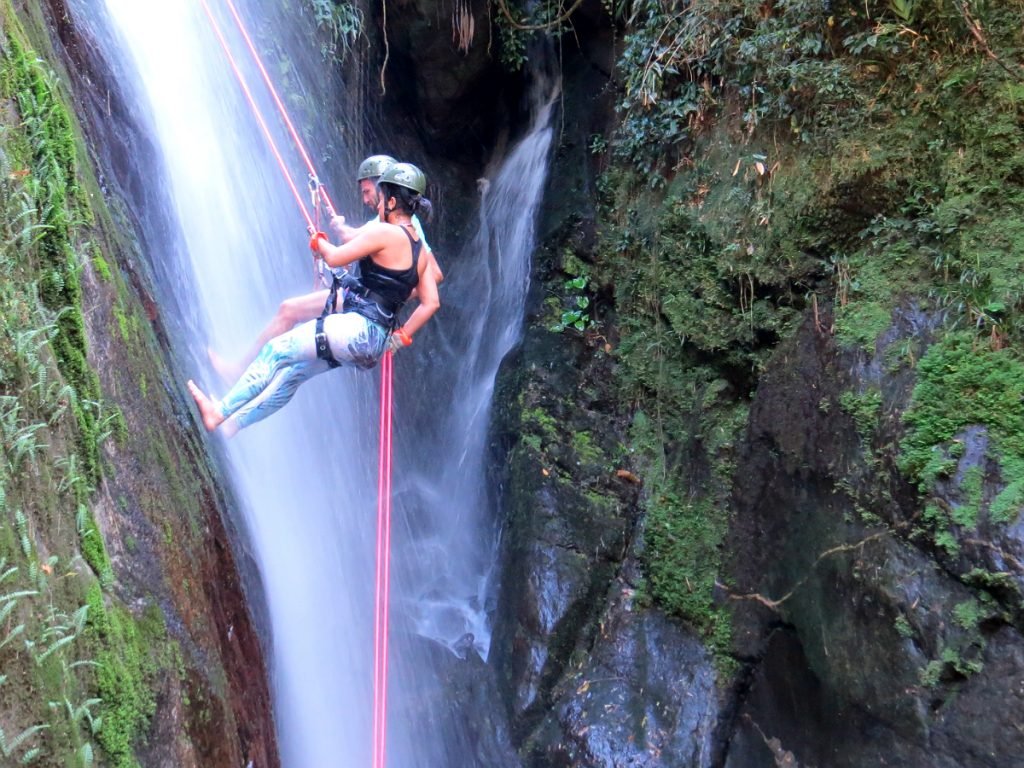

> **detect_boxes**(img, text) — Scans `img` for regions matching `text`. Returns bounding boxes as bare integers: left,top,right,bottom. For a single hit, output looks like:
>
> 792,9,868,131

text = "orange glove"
309,231,328,253
386,328,412,353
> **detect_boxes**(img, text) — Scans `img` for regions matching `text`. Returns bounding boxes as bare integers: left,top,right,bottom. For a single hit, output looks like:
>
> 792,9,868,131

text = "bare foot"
207,347,244,386
187,379,225,432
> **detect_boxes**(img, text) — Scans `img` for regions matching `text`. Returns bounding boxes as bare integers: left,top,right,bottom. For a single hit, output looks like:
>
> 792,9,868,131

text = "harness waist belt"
351,286,400,313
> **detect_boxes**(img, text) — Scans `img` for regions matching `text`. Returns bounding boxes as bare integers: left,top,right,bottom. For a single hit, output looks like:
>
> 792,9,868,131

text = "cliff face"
475,1,1024,766
12,0,1024,764
0,2,278,765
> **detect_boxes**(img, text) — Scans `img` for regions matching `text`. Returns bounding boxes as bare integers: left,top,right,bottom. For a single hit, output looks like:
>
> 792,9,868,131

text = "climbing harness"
197,4,397,764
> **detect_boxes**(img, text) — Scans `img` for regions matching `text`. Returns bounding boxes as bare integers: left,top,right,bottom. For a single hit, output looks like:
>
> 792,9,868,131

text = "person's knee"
277,298,304,326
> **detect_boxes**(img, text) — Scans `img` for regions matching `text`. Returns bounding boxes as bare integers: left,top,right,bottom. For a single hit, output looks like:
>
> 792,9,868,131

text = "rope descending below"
373,350,394,768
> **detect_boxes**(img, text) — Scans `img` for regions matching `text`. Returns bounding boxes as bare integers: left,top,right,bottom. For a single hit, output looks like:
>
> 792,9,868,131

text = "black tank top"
344,225,421,328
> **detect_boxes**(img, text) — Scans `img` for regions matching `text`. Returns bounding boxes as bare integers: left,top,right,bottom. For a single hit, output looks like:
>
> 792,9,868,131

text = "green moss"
114,305,132,345
570,430,602,467
988,452,1024,525
838,389,882,439
934,529,960,558
86,583,158,768
952,466,984,529
952,599,983,632
833,301,891,352
919,659,943,688
78,503,113,586
92,246,112,282
901,334,1024,530
520,405,560,449
644,491,733,655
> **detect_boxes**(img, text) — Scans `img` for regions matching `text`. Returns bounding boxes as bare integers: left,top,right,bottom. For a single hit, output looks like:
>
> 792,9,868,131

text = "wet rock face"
394,636,522,768
728,310,1024,767
490,327,634,730
38,1,279,765
530,585,718,768
372,0,510,161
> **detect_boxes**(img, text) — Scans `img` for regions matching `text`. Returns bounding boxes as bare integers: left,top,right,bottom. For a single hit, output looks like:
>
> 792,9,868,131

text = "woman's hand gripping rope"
385,328,412,354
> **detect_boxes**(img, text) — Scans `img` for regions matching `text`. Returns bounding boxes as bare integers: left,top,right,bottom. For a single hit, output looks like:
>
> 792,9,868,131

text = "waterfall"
66,1,555,765
393,91,559,660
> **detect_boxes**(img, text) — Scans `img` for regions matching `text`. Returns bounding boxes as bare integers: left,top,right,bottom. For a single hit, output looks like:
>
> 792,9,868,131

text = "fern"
1,624,26,651
76,742,94,767
15,509,31,557
74,503,88,536
0,723,48,758
9,422,47,472
35,634,75,665
0,595,20,624
71,604,88,635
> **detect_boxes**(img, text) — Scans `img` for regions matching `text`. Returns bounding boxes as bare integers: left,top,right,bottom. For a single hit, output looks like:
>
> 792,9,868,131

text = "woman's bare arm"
397,261,440,338
317,224,391,269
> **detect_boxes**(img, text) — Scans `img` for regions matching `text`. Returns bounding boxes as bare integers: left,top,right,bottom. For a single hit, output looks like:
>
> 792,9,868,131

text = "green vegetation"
839,389,883,440
900,332,1024,544
86,584,159,768
306,0,363,61
0,11,166,766
1,29,105,487
550,275,593,333
560,0,1024,673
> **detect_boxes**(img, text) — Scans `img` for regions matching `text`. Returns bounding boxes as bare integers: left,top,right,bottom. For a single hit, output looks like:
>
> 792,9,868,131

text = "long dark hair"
379,182,432,221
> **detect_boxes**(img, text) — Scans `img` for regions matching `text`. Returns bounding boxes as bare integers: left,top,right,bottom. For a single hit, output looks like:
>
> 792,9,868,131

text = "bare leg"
186,380,225,432
209,289,330,384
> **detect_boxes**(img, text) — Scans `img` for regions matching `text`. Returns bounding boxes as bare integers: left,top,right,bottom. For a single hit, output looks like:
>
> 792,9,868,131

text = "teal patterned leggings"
218,312,388,431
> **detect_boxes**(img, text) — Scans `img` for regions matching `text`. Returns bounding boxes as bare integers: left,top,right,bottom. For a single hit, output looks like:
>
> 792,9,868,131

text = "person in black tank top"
204,154,444,386
187,163,440,437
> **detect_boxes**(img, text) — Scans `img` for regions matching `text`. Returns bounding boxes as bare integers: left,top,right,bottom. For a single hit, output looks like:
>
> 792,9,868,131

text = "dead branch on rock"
719,531,891,610
744,715,806,767
953,0,1024,81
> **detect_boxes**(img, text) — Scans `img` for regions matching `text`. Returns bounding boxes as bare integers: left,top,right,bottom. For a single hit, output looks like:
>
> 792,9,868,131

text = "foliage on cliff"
0,11,175,766
544,0,1024,657
0,5,280,765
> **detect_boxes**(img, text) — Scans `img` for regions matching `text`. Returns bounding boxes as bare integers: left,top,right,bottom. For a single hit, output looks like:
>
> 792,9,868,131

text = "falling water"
64,1,555,765
392,90,559,659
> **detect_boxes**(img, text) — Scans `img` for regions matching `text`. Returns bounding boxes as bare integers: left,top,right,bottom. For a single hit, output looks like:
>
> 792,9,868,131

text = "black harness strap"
314,228,420,366
315,273,343,369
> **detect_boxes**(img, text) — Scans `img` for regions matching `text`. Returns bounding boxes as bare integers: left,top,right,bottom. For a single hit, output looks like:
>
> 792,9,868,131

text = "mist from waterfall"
68,1,554,765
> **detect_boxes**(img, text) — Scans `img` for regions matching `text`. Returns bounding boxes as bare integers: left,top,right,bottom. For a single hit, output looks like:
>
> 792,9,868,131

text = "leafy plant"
550,275,593,332
306,0,363,61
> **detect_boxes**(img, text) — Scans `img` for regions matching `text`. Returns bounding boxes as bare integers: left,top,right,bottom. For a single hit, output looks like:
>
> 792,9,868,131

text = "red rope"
373,350,394,768
197,0,315,230
222,0,338,218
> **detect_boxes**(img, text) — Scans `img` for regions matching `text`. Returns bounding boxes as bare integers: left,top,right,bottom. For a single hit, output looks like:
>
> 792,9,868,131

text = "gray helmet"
357,154,397,181
378,162,427,195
